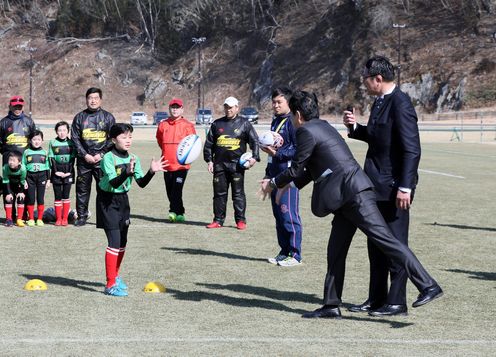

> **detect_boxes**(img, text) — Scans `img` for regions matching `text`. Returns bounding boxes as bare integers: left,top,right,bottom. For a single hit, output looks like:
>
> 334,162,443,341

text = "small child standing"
48,121,76,226
2,151,27,227
97,123,168,297
22,129,51,226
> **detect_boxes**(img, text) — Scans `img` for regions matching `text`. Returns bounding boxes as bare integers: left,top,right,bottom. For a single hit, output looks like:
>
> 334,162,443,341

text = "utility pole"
192,37,206,115
392,23,406,86
27,47,37,117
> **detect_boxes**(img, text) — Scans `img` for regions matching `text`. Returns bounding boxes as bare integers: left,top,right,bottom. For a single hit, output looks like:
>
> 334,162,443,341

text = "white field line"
423,149,496,159
0,337,495,346
419,169,465,179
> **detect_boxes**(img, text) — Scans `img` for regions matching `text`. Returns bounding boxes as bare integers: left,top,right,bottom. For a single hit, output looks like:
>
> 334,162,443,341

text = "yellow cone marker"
143,281,166,293
24,279,48,291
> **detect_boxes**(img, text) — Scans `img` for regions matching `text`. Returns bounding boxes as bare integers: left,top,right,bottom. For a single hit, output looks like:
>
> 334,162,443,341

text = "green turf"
0,133,495,356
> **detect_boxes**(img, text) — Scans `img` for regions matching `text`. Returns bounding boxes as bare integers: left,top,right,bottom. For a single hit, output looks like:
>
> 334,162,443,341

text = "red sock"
37,204,45,221
5,204,12,220
27,205,35,220
62,199,70,222
105,247,119,288
116,248,126,275
16,204,24,221
55,201,62,222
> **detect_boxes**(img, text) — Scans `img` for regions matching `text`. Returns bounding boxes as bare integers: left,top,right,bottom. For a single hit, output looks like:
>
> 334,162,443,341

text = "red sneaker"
236,221,247,230
206,221,223,229
61,219,68,226
55,220,62,226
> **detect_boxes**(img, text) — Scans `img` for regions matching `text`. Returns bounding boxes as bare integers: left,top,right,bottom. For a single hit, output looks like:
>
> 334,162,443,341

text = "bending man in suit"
344,56,420,317
260,90,442,318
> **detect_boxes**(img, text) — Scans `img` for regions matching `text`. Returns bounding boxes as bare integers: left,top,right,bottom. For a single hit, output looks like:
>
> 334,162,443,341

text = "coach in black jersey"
203,96,260,230
71,87,115,226
0,96,36,164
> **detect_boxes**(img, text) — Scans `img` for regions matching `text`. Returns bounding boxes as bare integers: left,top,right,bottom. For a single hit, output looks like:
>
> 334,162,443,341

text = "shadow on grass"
446,268,496,281
167,287,414,327
162,246,267,262
130,213,208,226
167,287,307,315
197,283,322,304
427,222,496,232
21,274,104,292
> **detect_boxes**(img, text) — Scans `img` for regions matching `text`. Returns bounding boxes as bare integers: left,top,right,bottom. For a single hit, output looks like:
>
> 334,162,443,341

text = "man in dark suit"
260,90,442,318
344,56,420,317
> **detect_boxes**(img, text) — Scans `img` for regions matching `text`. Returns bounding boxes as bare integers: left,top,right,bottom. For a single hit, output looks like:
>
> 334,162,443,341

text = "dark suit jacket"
274,119,372,217
349,86,421,201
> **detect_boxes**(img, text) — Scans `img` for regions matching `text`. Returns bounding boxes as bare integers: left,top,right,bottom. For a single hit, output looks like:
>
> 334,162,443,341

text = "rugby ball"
177,134,202,165
239,152,253,169
258,131,284,149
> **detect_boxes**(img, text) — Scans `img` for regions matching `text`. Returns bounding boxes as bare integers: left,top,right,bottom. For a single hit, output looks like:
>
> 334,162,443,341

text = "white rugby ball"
258,131,284,149
239,152,253,169
177,134,202,165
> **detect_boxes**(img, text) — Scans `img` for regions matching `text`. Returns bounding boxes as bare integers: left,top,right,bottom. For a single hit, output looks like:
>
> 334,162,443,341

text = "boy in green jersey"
48,121,76,226
97,123,168,297
2,151,26,227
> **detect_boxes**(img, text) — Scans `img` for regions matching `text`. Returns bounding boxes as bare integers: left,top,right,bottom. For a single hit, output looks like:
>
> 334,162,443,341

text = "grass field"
1,128,495,356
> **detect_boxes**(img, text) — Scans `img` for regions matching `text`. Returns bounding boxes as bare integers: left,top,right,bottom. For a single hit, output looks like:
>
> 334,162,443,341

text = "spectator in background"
71,87,115,226
203,96,259,230
263,87,302,267
0,96,36,165
156,98,196,223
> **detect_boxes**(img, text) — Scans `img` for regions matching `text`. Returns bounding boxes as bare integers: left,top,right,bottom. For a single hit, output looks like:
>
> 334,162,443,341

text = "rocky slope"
0,0,494,122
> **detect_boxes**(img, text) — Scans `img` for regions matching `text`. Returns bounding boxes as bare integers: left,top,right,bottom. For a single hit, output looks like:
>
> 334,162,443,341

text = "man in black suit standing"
260,90,442,318
344,56,420,317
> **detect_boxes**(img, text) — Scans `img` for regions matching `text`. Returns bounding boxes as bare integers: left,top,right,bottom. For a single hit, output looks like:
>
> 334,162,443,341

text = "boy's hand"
150,156,169,173
5,194,13,202
127,156,136,174
17,192,25,199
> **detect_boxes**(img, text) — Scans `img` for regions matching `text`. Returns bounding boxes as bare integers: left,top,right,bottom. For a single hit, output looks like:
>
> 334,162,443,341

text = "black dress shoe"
368,304,408,317
347,299,381,313
74,218,87,227
412,285,443,308
302,306,342,319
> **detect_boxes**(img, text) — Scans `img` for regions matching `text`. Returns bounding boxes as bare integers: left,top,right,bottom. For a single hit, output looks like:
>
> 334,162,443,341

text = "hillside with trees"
0,0,494,120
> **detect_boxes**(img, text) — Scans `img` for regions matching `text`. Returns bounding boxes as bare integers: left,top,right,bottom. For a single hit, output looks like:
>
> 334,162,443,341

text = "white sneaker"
277,256,302,267
268,254,287,265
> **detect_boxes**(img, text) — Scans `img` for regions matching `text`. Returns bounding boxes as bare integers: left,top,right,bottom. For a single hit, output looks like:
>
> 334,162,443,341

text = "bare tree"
135,0,162,52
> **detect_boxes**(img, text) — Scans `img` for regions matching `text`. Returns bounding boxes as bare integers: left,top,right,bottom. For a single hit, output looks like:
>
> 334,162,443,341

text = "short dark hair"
109,123,133,139
7,150,22,161
55,121,70,132
365,56,395,82
271,87,293,102
86,87,102,99
288,90,320,121
29,129,44,140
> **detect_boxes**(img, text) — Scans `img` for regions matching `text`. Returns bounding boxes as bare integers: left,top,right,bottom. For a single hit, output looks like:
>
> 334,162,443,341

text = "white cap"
224,96,239,107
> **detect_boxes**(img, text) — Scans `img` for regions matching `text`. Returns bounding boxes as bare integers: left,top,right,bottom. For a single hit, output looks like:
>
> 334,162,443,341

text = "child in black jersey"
48,121,76,226
98,123,168,297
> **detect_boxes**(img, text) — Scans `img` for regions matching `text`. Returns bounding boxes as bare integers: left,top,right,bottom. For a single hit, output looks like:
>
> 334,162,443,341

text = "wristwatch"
269,178,277,189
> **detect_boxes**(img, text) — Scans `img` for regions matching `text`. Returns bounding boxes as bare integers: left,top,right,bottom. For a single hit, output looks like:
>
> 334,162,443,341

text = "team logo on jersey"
82,128,107,142
27,156,32,162
5,133,28,147
40,156,46,163
234,128,240,135
116,167,122,176
23,127,29,133
7,127,12,132
216,135,240,150
55,148,60,153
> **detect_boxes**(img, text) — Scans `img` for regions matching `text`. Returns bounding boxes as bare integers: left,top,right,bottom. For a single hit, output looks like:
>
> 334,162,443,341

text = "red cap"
9,96,25,106
168,98,183,107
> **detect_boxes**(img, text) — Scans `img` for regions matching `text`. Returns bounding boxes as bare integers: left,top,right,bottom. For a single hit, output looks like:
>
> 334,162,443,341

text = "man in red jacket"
156,98,196,222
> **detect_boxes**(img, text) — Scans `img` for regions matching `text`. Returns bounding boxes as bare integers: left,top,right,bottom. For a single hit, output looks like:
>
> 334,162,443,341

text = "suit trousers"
163,170,188,215
323,189,435,306
367,200,409,305
76,161,102,220
212,169,246,224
